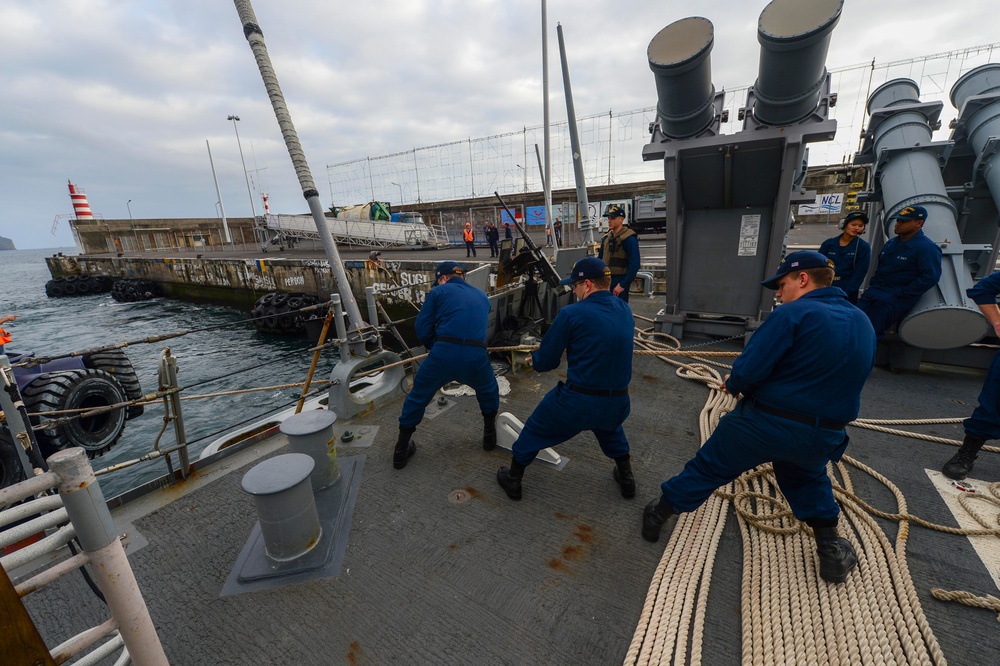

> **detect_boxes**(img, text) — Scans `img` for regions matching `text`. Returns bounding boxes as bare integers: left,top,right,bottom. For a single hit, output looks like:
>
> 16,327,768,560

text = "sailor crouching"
643,251,876,584
497,257,636,501
393,261,499,469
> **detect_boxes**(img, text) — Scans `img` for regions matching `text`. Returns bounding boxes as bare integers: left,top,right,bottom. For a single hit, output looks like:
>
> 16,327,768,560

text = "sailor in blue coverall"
818,211,871,304
941,269,1000,480
392,261,500,469
642,251,876,583
857,205,942,338
496,257,636,500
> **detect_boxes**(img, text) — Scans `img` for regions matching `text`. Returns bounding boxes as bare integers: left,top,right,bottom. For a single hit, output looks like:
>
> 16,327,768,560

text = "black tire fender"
21,369,128,459
0,428,26,491
82,349,144,419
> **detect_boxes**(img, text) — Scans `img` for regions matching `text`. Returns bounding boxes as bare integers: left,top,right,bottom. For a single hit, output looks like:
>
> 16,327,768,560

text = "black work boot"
642,496,675,542
813,526,857,583
393,426,416,470
482,411,498,451
496,459,526,500
942,433,986,480
613,455,636,499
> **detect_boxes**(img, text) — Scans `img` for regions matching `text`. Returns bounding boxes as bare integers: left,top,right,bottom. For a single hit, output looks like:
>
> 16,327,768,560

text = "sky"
2,0,997,249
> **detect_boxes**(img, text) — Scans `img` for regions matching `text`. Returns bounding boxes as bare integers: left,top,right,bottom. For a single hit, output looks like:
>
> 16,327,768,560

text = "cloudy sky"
2,0,997,249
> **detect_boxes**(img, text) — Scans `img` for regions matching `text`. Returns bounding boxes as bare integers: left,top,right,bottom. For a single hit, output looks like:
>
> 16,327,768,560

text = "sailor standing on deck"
642,251,876,584
818,211,871,304
856,205,942,338
598,204,640,302
393,261,499,469
497,257,636,501
940,270,1000,480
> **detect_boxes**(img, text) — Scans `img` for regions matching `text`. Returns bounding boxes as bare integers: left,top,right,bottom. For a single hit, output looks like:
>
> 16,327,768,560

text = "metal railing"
0,448,169,665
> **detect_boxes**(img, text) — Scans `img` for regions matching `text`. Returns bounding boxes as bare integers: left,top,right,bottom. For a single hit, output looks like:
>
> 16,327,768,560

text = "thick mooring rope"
622,329,990,666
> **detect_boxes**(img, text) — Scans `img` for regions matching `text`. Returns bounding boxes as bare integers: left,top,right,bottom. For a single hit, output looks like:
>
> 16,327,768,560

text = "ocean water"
1,248,328,498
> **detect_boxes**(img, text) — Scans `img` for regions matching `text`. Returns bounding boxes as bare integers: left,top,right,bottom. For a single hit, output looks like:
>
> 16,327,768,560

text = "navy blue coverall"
660,286,876,523
857,230,942,338
818,235,871,304
511,290,634,465
964,271,1000,440
398,277,499,428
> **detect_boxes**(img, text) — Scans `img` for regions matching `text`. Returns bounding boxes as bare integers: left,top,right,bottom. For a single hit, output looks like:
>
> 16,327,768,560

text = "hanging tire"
76,277,92,294
45,279,65,298
0,428,26,491
272,293,289,307
63,282,78,295
82,349,144,419
21,369,128,459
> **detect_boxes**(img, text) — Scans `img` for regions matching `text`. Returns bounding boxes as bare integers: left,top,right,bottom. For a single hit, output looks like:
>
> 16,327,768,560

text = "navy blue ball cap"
843,211,868,224
435,261,465,282
894,205,927,222
760,250,834,290
559,257,611,286
603,204,626,219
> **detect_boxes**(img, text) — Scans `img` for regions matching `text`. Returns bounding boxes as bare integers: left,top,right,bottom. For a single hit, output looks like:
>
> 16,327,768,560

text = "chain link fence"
327,43,1000,210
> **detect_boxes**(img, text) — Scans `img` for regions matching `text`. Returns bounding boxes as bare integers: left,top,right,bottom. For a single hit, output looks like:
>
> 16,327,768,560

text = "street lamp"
390,181,403,206
127,199,138,252
227,115,258,222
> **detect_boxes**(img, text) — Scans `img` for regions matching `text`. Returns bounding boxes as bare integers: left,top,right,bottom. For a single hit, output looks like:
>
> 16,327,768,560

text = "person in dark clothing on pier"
486,223,501,258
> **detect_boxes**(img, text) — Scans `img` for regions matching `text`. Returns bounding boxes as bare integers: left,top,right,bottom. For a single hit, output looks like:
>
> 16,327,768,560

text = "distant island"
0,235,15,251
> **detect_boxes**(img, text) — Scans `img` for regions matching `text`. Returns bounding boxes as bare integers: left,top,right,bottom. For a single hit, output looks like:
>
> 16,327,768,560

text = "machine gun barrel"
493,191,563,289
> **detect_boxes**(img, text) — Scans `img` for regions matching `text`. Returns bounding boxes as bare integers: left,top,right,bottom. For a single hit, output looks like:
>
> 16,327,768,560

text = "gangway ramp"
265,214,449,249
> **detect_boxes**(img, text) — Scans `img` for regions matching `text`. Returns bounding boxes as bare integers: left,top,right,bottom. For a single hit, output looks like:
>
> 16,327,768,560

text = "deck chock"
496,412,568,470
328,350,406,420
221,454,366,597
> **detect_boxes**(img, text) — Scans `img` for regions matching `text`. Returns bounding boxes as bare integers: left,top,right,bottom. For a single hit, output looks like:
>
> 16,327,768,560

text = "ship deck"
18,296,1000,665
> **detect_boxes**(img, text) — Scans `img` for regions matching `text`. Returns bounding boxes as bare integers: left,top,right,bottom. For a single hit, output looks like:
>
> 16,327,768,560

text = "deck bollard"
241,453,321,562
279,410,340,491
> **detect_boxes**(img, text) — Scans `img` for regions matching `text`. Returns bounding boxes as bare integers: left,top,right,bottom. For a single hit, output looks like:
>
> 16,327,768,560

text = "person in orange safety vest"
463,223,476,258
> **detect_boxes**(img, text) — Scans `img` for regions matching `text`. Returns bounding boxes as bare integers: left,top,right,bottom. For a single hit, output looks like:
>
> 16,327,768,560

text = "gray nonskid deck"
19,297,1000,665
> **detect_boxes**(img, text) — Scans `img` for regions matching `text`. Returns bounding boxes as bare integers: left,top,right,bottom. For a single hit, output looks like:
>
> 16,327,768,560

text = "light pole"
389,181,403,207
227,115,258,223
127,199,138,252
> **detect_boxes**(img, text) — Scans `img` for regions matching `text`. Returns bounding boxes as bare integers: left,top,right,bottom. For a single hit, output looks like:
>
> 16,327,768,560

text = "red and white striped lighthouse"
67,180,95,219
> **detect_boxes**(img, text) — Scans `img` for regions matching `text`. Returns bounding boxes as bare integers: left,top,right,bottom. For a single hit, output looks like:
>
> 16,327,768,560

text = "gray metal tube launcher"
647,17,717,139
753,0,841,125
857,74,997,351
951,64,1000,236
643,0,842,340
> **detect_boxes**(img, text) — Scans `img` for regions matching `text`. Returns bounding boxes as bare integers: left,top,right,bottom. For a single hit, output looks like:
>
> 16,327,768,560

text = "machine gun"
493,191,564,289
